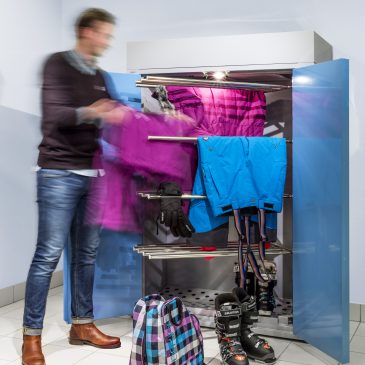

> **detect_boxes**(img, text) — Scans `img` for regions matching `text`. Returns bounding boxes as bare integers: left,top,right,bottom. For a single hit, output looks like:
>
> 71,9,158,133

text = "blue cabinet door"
104,72,142,110
293,59,349,363
64,73,142,322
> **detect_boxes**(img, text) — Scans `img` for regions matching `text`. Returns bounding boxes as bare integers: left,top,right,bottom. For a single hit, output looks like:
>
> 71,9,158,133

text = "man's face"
83,20,114,57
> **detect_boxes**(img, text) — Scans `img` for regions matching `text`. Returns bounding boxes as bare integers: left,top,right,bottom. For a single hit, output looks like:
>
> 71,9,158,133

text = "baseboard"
350,303,361,322
350,303,365,322
0,271,63,307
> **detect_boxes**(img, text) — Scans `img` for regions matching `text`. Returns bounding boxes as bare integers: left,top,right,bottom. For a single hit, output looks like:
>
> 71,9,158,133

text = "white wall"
0,0,63,289
0,0,63,116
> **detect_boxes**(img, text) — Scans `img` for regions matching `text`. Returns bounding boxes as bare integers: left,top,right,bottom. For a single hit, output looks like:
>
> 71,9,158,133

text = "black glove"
158,182,195,238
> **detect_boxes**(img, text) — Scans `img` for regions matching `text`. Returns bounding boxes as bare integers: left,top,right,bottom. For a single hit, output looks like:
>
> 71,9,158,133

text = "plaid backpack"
130,294,204,365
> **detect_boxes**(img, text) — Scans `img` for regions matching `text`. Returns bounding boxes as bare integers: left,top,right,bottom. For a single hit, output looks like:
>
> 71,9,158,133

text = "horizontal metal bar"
135,247,291,255
148,136,198,142
142,249,290,260
137,192,293,200
148,253,237,259
136,84,161,88
134,242,292,260
134,246,240,253
136,243,214,248
137,82,282,92
134,241,288,251
136,76,291,92
140,251,290,258
147,76,289,89
148,136,293,144
138,192,207,200
135,246,237,254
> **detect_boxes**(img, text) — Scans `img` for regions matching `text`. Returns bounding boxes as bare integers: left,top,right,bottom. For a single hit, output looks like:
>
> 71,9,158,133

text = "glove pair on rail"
158,182,195,238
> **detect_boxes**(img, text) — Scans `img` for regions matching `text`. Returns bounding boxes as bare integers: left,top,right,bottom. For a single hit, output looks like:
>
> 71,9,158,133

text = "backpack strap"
130,298,148,365
130,295,165,365
166,297,184,326
145,296,166,365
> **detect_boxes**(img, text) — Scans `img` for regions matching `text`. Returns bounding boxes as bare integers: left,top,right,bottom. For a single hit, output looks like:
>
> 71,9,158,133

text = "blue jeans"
23,169,101,334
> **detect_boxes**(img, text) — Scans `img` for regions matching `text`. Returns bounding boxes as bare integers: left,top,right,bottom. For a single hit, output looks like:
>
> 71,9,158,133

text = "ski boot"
257,280,277,316
215,293,249,365
232,287,276,364
257,261,277,316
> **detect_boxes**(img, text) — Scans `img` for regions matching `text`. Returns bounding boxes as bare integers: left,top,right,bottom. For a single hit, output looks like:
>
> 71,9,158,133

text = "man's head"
75,8,116,58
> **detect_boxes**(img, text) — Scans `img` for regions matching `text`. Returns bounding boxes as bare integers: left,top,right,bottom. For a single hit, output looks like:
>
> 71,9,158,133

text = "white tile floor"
0,286,363,365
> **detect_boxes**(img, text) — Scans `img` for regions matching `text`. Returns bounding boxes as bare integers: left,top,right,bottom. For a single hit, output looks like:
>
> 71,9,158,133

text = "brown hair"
75,8,116,37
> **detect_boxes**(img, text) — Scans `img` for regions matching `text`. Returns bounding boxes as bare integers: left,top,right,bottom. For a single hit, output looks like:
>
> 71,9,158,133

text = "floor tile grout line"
295,341,339,365
44,342,100,355
210,354,221,363
1,328,23,338
350,349,365,355
4,357,21,364
4,329,71,343
0,302,24,312
3,332,23,339
64,347,97,365
350,322,360,341
276,340,292,361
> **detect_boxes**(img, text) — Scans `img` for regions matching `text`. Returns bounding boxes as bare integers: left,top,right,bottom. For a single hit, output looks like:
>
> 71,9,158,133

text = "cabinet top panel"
127,31,333,74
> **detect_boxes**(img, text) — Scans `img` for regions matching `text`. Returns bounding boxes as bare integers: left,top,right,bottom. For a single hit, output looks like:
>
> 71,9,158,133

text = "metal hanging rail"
134,242,291,260
148,136,198,142
138,192,207,200
141,136,293,200
138,192,293,200
136,76,291,92
134,241,289,251
147,136,293,144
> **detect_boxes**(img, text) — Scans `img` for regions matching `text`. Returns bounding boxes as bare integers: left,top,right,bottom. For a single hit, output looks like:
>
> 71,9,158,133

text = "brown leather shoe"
69,323,121,349
22,335,45,365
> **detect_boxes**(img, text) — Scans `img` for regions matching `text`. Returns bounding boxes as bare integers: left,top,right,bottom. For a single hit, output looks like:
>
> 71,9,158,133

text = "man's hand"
84,99,130,125
87,98,117,118
102,104,131,125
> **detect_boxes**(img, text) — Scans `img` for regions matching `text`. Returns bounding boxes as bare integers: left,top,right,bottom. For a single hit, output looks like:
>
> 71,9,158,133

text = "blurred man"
22,8,122,365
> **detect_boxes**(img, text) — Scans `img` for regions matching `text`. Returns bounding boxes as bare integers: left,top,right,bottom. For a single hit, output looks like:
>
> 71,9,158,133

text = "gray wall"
0,0,63,289
0,106,40,288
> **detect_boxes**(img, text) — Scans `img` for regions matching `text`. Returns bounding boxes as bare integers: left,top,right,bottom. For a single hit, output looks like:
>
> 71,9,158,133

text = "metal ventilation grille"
159,287,224,310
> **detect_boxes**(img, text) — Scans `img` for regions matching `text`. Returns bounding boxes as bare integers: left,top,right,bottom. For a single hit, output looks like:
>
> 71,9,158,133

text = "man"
22,8,123,365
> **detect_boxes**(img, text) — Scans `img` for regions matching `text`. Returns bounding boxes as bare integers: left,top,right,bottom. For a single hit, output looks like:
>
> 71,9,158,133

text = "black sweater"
37,52,109,169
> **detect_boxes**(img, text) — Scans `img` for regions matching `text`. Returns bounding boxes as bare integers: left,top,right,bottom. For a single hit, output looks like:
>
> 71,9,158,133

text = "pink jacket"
91,111,197,232
166,86,266,137
92,88,266,232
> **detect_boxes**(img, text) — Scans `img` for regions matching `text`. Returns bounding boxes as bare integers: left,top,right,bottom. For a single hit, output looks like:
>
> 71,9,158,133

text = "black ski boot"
257,262,277,316
215,293,249,365
257,280,276,316
232,287,276,364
